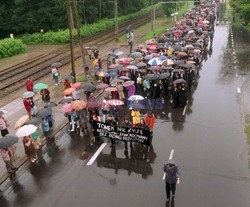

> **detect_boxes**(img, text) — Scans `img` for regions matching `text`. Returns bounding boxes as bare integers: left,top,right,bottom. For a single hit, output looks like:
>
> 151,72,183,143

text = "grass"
76,75,87,82
244,115,250,168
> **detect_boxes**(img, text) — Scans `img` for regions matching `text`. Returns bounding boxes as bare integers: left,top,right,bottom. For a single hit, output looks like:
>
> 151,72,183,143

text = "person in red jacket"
144,111,156,131
23,98,32,119
64,79,71,90
25,78,34,91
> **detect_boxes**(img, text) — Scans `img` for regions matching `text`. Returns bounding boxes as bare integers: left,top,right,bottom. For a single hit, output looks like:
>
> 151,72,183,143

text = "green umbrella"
34,83,48,90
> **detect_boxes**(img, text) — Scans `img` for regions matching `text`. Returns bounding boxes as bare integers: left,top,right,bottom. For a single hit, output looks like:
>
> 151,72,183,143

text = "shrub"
0,38,27,59
19,6,153,45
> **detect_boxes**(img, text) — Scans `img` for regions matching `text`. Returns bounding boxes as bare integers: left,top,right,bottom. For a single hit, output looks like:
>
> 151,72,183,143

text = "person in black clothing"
122,117,133,154
186,68,195,90
136,119,149,130
171,84,179,108
179,84,187,107
106,114,116,147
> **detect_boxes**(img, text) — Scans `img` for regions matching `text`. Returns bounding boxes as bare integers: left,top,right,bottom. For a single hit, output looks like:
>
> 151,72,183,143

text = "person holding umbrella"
23,98,32,119
51,67,59,85
23,136,37,163
0,147,17,175
0,111,9,137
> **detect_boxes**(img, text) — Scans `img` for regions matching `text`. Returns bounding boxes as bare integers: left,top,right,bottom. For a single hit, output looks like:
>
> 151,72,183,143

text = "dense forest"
229,0,250,25
0,0,163,38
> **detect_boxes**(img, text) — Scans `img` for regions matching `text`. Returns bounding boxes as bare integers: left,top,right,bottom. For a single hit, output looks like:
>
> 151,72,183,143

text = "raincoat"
131,110,140,125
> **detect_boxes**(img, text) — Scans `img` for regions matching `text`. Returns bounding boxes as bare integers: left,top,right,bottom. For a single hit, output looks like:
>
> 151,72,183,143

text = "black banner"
93,121,151,146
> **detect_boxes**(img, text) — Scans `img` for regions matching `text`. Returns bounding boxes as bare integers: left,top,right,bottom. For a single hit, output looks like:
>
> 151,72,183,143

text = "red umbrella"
123,81,134,87
106,99,124,106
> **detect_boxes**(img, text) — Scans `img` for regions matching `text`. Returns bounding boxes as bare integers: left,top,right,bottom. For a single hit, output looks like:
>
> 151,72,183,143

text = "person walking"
0,148,17,175
25,78,33,91
23,136,37,163
40,88,50,103
163,160,180,201
116,82,125,100
64,79,71,90
128,30,134,53
51,67,59,85
23,98,32,119
105,114,116,147
136,119,149,130
131,109,140,126
144,111,156,131
0,112,9,137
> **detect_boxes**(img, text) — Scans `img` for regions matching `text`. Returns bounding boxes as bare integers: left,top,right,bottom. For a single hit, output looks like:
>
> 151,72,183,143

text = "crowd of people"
0,3,217,203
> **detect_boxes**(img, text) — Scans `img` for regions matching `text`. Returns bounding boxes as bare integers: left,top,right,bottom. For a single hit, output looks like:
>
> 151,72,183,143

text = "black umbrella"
159,73,170,80
58,97,73,104
172,69,184,73
146,74,158,80
81,83,96,92
63,74,75,80
109,72,118,78
36,108,52,118
136,62,147,67
179,64,194,69
173,79,186,84
25,117,42,126
172,45,182,51
0,136,18,149
129,103,145,110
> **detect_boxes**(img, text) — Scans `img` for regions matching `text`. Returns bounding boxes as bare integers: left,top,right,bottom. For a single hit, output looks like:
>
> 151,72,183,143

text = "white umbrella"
128,95,145,101
21,91,35,99
162,59,174,66
16,124,37,137
127,65,138,70
148,58,162,66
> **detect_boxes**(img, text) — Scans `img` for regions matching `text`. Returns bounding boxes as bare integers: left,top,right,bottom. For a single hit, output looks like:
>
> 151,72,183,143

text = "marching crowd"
1,3,216,202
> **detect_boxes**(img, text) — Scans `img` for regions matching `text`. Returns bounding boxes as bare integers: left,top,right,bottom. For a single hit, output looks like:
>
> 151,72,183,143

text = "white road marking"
237,88,241,94
86,143,107,166
163,149,175,180
182,101,189,116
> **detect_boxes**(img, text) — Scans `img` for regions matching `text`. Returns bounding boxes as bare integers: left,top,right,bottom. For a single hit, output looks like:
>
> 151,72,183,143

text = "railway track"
0,9,164,98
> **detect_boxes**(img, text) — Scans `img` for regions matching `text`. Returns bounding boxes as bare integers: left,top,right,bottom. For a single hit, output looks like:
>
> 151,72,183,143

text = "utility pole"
99,0,102,20
114,0,118,42
72,0,86,65
67,0,76,83
151,0,154,30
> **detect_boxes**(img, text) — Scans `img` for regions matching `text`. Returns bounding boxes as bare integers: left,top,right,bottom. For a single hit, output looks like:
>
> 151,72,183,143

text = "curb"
0,120,69,185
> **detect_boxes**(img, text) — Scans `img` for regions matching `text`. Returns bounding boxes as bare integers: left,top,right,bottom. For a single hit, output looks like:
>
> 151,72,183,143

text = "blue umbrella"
159,55,167,61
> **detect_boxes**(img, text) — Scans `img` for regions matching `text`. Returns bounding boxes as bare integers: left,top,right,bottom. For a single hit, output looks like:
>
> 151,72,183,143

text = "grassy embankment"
244,115,250,168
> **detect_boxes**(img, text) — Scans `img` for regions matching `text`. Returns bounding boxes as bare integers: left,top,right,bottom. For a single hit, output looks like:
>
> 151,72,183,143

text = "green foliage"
19,6,153,45
229,0,250,25
0,38,27,59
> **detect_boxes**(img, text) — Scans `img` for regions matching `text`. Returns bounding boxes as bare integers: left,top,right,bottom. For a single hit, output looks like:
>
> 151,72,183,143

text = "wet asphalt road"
1,25,250,207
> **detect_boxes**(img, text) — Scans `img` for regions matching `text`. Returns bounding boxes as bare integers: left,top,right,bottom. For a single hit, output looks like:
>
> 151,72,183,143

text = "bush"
19,6,152,45
0,38,27,59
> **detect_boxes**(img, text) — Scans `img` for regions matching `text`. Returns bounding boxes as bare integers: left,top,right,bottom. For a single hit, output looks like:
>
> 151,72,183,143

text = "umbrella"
123,81,134,87
128,95,144,101
127,65,138,70
16,124,37,137
96,83,109,89
109,64,122,69
0,109,7,115
72,100,86,111
15,115,30,129
96,71,109,77
64,88,76,96
137,69,146,73
179,64,194,69
106,99,124,106
61,103,73,113
148,66,160,71
25,117,42,126
162,59,174,66
131,52,142,58
172,45,182,51
129,103,145,110
72,82,81,89
120,68,129,72
173,79,186,84
51,62,62,67
185,45,194,49
58,97,73,104
145,39,157,44
0,136,18,149
177,52,188,56
91,46,97,50
159,72,170,80
63,74,75,80
113,78,124,83
146,74,158,80
21,91,35,99
108,72,118,78
119,76,130,80
136,62,147,67
105,87,117,93
148,58,162,66
33,83,48,90
113,50,124,56
144,55,153,60
186,60,196,64
159,55,167,61
36,108,52,118
193,49,201,53
173,69,184,73
81,83,95,92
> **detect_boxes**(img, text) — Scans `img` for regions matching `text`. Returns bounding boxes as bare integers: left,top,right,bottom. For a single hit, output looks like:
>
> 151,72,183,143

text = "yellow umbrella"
15,115,29,129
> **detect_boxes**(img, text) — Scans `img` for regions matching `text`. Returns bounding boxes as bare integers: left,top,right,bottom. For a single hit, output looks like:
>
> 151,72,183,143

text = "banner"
93,121,151,146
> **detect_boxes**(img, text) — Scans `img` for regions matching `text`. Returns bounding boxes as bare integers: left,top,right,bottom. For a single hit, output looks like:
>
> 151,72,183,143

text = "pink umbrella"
193,49,201,53
123,81,134,87
96,83,109,89
105,87,117,92
141,49,148,53
186,60,196,64
109,64,120,69
61,103,73,113
72,82,81,89
119,76,130,80
106,99,124,106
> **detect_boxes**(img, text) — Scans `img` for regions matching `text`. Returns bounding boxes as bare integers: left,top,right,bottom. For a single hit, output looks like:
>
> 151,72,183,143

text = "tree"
230,0,250,25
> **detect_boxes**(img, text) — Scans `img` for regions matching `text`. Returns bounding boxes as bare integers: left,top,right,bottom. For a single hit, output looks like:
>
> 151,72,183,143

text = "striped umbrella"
148,58,162,66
